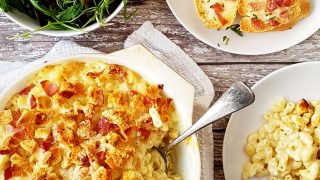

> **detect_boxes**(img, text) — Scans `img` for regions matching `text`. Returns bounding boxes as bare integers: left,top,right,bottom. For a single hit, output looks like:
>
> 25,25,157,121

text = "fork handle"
166,81,254,150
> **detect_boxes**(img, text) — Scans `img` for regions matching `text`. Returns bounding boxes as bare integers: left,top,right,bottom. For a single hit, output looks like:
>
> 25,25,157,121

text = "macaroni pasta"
243,98,320,180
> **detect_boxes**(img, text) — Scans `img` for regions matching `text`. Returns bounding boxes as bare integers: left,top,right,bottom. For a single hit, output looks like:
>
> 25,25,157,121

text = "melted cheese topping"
247,0,291,23
0,61,181,180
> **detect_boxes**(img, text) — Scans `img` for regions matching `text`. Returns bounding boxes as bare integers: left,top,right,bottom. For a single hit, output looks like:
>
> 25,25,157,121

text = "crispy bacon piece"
10,129,28,147
128,90,138,96
87,70,104,79
4,167,12,180
59,90,74,99
269,19,280,26
19,84,34,96
97,118,118,135
109,65,127,77
11,109,21,127
138,128,150,139
210,3,223,13
96,151,109,168
0,150,10,155
41,133,54,151
40,80,59,97
35,112,47,125
251,18,263,29
30,95,37,109
143,96,154,107
266,0,278,12
156,98,173,113
158,84,164,90
80,156,90,167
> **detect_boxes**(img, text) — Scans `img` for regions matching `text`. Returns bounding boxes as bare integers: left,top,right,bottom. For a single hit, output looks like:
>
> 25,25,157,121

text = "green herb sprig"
226,24,243,37
0,0,134,37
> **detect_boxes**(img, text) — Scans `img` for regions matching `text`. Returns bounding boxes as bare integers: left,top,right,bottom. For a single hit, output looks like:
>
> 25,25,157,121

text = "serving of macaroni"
243,98,320,180
0,61,181,179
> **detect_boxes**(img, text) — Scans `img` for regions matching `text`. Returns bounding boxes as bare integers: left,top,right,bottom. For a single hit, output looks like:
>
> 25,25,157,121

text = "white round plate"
166,0,320,55
223,61,320,179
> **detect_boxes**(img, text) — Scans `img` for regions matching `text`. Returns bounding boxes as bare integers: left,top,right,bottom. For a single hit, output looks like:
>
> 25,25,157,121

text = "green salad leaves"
0,0,132,36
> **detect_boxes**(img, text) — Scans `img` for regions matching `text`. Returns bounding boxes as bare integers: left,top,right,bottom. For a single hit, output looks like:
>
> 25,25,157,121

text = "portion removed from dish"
0,61,181,179
243,98,320,179
195,0,311,32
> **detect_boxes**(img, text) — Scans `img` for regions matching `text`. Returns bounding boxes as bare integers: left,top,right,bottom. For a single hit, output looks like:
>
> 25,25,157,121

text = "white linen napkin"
0,21,214,179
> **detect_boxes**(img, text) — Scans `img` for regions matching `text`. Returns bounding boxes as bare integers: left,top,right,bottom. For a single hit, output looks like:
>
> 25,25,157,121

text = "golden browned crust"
195,0,239,29
240,0,311,32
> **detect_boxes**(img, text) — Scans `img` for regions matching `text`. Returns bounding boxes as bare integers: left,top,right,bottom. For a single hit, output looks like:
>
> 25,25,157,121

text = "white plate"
166,0,320,55
223,61,320,179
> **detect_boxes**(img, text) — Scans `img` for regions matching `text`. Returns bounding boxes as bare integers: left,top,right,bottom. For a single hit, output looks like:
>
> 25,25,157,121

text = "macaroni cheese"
0,61,181,180
243,98,320,180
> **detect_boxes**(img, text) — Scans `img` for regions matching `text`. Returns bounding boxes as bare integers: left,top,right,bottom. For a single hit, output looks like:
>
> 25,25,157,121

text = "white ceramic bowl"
0,45,201,179
223,61,320,179
3,1,124,37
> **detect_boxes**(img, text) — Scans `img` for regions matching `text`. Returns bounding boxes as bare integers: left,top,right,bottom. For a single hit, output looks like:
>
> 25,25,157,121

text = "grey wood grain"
0,0,318,179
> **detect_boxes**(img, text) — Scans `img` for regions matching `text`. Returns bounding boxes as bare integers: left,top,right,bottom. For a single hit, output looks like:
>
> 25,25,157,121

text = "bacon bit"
282,0,292,6
41,134,54,151
94,90,104,107
74,83,85,94
35,112,47,125
14,129,28,139
81,156,90,167
0,150,10,154
266,0,278,12
156,98,173,113
97,118,117,135
4,167,12,180
249,2,261,11
11,109,21,127
143,96,154,107
158,84,164,90
19,84,34,96
96,151,109,168
30,95,37,109
87,69,104,79
280,10,289,18
40,80,59,97
10,129,28,147
109,65,127,77
210,3,224,13
217,14,228,25
124,126,137,135
59,90,74,99
251,18,264,29
138,128,150,139
269,19,280,26
128,90,138,96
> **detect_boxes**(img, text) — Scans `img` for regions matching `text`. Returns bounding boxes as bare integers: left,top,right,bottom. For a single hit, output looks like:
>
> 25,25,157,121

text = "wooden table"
0,0,319,179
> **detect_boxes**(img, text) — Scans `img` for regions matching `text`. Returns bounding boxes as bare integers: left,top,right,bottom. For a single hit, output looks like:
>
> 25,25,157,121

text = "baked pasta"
0,61,181,180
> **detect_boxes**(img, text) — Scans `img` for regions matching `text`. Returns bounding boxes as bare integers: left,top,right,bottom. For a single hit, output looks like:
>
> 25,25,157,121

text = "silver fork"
154,81,255,169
